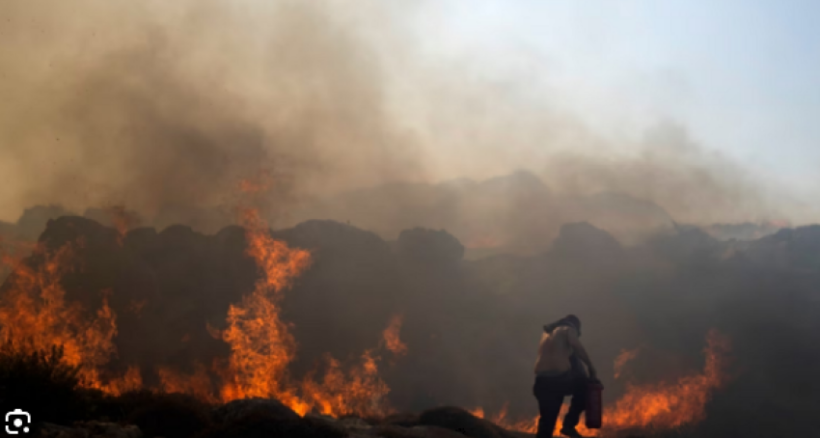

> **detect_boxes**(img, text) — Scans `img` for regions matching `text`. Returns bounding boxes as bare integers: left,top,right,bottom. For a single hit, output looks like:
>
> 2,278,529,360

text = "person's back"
534,326,574,374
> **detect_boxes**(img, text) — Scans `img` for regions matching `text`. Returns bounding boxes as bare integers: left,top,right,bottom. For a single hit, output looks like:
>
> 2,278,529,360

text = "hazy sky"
403,0,820,194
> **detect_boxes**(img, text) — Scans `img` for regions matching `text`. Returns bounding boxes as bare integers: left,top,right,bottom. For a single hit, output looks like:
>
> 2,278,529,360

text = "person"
532,315,598,438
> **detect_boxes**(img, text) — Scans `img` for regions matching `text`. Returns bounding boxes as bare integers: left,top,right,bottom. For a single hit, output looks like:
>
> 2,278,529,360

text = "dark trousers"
533,372,587,438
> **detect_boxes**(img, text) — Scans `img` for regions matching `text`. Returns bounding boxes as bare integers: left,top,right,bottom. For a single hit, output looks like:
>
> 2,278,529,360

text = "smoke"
0,0,808,236
0,0,425,230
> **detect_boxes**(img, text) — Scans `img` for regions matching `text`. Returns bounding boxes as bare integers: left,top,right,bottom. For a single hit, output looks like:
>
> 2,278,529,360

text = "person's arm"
567,328,597,379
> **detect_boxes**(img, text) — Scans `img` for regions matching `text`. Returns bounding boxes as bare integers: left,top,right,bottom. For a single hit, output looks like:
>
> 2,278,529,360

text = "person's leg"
561,377,588,431
534,378,565,438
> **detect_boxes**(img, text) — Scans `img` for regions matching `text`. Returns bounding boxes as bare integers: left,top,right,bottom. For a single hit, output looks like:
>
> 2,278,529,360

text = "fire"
216,205,397,416
382,314,408,356
300,350,391,417
468,407,485,418
0,189,405,417
218,208,310,407
471,403,540,434
159,363,219,404
102,366,143,396
604,330,730,432
613,347,641,380
0,242,120,391
478,330,731,437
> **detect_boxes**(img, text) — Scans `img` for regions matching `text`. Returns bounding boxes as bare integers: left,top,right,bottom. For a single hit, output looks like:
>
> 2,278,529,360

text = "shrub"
0,343,89,426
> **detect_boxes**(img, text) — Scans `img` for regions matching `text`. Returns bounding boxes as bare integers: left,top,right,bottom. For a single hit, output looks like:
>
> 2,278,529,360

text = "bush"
0,343,90,426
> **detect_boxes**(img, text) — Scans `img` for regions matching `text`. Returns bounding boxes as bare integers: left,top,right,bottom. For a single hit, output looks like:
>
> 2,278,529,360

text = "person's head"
543,314,582,336
563,314,581,334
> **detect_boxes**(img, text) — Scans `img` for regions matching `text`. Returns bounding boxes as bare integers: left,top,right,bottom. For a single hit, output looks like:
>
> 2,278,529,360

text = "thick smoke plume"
0,0,802,240
0,0,424,231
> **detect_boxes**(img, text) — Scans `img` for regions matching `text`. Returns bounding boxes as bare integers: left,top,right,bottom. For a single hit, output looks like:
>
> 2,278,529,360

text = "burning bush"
0,343,90,426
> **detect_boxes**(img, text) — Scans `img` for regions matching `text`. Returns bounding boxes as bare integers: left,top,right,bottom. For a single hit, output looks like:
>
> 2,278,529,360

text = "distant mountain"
288,170,675,257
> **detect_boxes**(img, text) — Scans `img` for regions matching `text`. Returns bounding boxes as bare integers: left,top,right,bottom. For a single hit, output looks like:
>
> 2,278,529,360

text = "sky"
401,0,820,195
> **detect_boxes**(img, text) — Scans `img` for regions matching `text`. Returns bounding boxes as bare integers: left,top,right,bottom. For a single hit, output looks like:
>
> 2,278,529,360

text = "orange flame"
468,407,485,418
0,242,127,393
382,314,408,356
604,330,730,432
159,363,218,404
0,199,402,417
217,206,395,417
218,207,311,409
101,366,143,396
300,350,391,417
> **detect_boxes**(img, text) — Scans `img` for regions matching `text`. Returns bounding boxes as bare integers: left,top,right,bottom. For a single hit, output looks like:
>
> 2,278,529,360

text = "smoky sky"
0,0,805,230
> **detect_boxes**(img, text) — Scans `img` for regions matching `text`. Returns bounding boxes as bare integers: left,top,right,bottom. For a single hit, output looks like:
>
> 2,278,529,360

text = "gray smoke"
0,0,807,240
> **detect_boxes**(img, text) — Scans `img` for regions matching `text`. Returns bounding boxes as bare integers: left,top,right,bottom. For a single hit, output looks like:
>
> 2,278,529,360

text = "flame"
300,350,391,417
0,197,402,417
382,314,408,356
613,347,641,380
604,330,730,432
468,407,485,418
0,242,124,392
159,363,218,403
479,330,731,437
218,207,311,409
217,206,394,417
472,403,539,433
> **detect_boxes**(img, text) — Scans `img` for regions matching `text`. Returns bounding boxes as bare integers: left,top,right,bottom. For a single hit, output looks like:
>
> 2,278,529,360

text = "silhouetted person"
533,315,597,438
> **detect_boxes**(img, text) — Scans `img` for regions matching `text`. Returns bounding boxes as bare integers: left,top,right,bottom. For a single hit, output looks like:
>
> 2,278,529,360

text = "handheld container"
585,380,604,429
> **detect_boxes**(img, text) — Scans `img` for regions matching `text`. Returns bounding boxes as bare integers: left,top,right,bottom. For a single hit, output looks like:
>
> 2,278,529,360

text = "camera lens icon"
5,409,31,435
